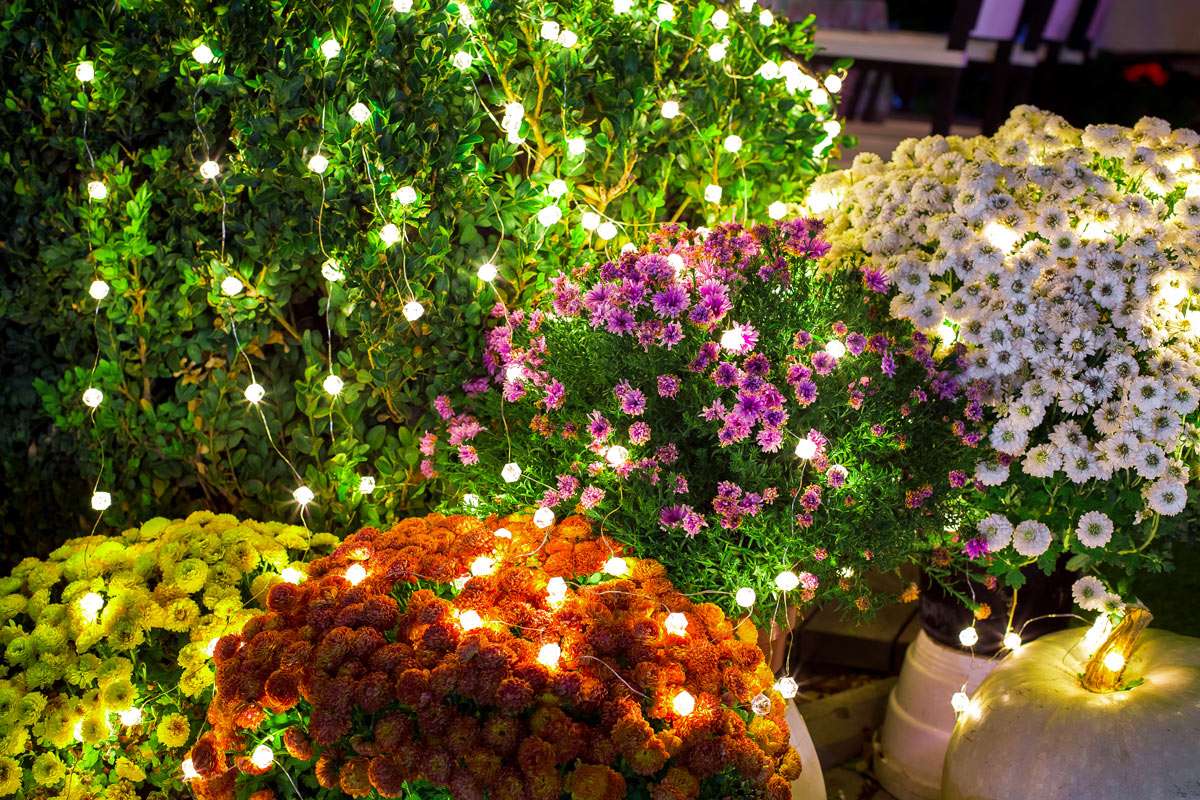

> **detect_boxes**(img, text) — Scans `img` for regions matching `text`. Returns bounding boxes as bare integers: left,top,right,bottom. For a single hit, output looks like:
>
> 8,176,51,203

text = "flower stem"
1081,604,1153,693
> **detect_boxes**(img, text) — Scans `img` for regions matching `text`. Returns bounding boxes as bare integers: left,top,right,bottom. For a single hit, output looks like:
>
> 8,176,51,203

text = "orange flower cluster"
189,513,800,800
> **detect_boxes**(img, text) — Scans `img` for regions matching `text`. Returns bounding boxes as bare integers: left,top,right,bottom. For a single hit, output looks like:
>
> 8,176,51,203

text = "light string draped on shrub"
0,0,846,557
421,217,973,621
809,105,1200,615
0,512,340,799
189,513,802,800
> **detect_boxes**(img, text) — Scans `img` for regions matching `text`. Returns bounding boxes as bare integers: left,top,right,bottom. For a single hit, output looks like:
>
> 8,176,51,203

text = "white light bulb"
672,690,695,716
938,320,957,344
91,491,112,511
665,612,688,636
394,185,418,205
463,493,481,508
581,211,601,231
307,154,329,174
557,29,578,48
758,61,780,80
704,183,723,204
613,0,633,12
720,328,745,351
87,180,108,200
604,557,628,576
546,576,568,603
501,462,522,482
620,243,636,254
322,258,345,281
250,745,273,769
348,102,370,123
775,571,799,591
711,9,730,28
345,563,367,585
403,301,424,321
1103,650,1126,671
811,88,829,106
198,159,220,180
656,2,675,22
1003,631,1022,651
118,707,142,726
596,221,618,241
393,0,413,11
322,374,344,396
533,507,555,528
504,101,525,121
794,438,817,459
707,41,727,62
477,262,498,282
824,339,846,358
221,276,244,296
204,638,219,657
537,642,561,668
192,44,215,64
182,760,201,781
547,179,568,198
775,677,798,699
453,50,473,70
605,446,629,467
951,691,970,713
470,556,495,576
459,610,483,630
281,567,304,584
958,627,979,647
822,120,842,139
320,38,341,60
495,527,512,539
76,62,95,82
567,137,586,157
824,74,843,93
540,20,561,40
506,364,525,381
768,200,787,220
458,4,475,25
735,587,756,607
723,134,742,153
759,8,774,25
661,100,680,119
537,204,563,227
79,592,104,620
245,383,265,404
379,223,401,246
839,566,855,579
293,486,315,506
82,387,103,408
667,253,684,271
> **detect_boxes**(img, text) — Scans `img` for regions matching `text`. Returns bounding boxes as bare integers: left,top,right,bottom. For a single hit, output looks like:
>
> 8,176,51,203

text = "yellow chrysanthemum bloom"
38,603,68,627
178,665,215,699
31,623,68,653
104,779,138,800
0,683,17,718
137,517,171,541
190,615,227,645
0,594,27,622
107,619,146,652
16,691,47,725
114,757,146,783
32,751,66,786
225,540,259,572
210,593,243,619
0,576,21,596
66,653,100,687
310,532,339,550
162,598,200,633
39,703,76,749
172,559,209,595
96,657,133,685
4,635,34,668
274,529,308,550
0,755,21,795
0,725,29,757
156,712,191,748
249,572,281,603
78,712,109,745
27,587,52,619
102,678,136,711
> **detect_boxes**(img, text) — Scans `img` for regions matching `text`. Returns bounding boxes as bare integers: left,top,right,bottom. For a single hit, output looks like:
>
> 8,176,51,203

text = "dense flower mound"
190,513,801,800
0,512,336,799
810,105,1200,604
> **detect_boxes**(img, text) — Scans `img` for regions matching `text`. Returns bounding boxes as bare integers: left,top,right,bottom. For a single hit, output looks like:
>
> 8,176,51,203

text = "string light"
87,180,107,200
540,20,560,40
537,204,563,226
723,134,742,153
344,563,367,585
1082,613,1116,656
192,43,215,64
82,387,103,408
538,643,562,668
348,102,371,124
665,612,688,636
220,276,244,296
244,383,266,404
558,29,578,48
704,183,722,204
459,610,483,630
182,760,201,781
358,476,376,494
824,339,846,358
494,527,512,539
613,0,633,13
546,576,568,604
775,677,798,699
292,485,315,506
76,61,95,82
582,212,601,231
117,707,142,726
462,493,481,508
393,0,413,11
533,507,555,528
1003,631,1022,651
322,258,345,281
758,9,774,25
89,280,109,300
470,555,495,576
707,40,727,61
751,693,771,715
199,159,220,180
735,587,756,607
951,691,970,713
205,638,219,658
394,185,418,205
672,690,695,716
720,327,746,351
477,261,498,282
547,178,568,198
320,37,341,60
604,556,628,576
307,154,329,174
656,3,676,22
501,461,522,482
597,221,618,241
79,592,104,622
661,100,680,119
453,50,473,69
775,570,799,591
379,223,401,246
824,74,843,93
322,374,344,396
758,61,780,80
768,200,787,220
1102,650,1126,671
281,567,304,584
567,137,586,156
839,566,855,578
958,626,979,647
794,438,817,459
605,446,629,467
250,745,274,769
91,491,112,511
667,254,684,271
711,9,730,28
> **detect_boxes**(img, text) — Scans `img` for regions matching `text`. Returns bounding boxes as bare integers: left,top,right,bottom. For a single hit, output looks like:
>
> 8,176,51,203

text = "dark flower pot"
919,559,1074,655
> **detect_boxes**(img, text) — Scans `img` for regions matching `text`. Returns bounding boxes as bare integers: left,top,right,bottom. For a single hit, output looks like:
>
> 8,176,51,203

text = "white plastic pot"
873,631,997,800
786,698,827,800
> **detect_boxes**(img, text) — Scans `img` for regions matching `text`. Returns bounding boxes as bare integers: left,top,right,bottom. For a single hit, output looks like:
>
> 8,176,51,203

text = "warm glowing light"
661,100,680,119
87,180,107,200
478,262,498,282
494,527,512,539
533,507,555,528
250,744,273,769
182,759,201,781
83,387,103,408
307,154,329,174
824,74,843,93
462,493,480,508
805,190,840,214
281,567,304,584
667,253,684,271
1077,220,1107,240
192,44,215,64
73,720,84,742
720,328,746,351
567,137,586,156
91,491,112,511
1082,614,1115,656
348,102,370,123
293,486,315,506
320,37,341,60
394,185,418,205
79,592,104,621
951,691,970,713
453,50,473,69
205,638,219,657
824,339,846,358
597,221,618,240
221,276,244,296
775,571,799,591
379,223,401,245
470,556,495,576
546,576,568,604
547,178,568,198
759,8,773,24
938,320,958,344
321,258,345,281
672,690,695,716
768,201,787,220
704,183,723,204
537,204,563,227
558,29,578,48
604,557,628,576
605,446,629,467
344,563,367,585
775,677,798,699
537,643,561,668
1103,650,1126,671
838,566,855,578
665,612,688,636
89,280,110,300
459,610,483,630
982,221,1021,252
76,62,95,82
322,374,344,396
711,8,729,28
1160,282,1188,306
735,587,756,607
1003,631,1022,651
656,2,675,22
118,707,142,726
794,438,817,459
403,300,424,321
958,626,979,647
245,383,265,404
501,462,522,482
199,159,220,179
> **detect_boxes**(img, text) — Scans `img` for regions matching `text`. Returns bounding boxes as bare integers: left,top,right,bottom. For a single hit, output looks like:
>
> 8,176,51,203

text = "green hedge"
0,0,842,560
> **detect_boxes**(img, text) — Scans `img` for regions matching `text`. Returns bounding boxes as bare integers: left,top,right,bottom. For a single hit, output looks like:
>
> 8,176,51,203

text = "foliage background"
0,0,842,567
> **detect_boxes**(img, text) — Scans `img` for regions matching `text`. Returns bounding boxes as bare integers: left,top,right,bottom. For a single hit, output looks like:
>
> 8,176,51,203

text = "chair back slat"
971,0,1027,41
1043,0,1084,42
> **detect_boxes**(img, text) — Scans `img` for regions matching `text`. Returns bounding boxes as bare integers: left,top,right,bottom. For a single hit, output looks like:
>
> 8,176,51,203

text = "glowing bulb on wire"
221,276,244,296
613,0,633,12
1103,650,1125,671
825,339,846,358
359,476,376,494
250,745,273,769
495,527,512,539
459,610,482,630
824,74,843,93
775,677,798,699
533,507,555,528
118,707,142,726
307,154,329,174
322,374,344,396
1003,631,1022,651
558,29,578,48
403,301,424,321
281,567,304,584
538,643,561,667
704,183,722,204
76,62,95,82
768,201,787,220
794,438,817,459
775,571,799,591
293,486,315,506
344,564,367,585
661,100,680,119
91,492,111,511
245,383,265,404
547,179,568,198
665,612,688,636
322,259,344,281
546,576,567,604
379,223,401,246
83,387,103,408
192,43,215,64
538,205,563,227
501,462,522,482
320,38,341,60
735,587,756,607
477,262,498,282
958,626,979,647
453,50,473,69
182,760,201,781
394,185,417,205
567,137,586,157
672,690,694,716
79,592,104,621
470,556,495,576
605,446,629,467
951,691,970,713
348,102,370,124
723,134,742,153
711,8,729,28
597,221,618,241
604,557,628,576
656,2,675,22
89,280,109,300
506,364,525,382
199,160,220,180
87,181,107,200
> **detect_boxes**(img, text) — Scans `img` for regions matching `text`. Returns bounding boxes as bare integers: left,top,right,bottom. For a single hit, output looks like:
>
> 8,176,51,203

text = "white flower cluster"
814,106,1200,524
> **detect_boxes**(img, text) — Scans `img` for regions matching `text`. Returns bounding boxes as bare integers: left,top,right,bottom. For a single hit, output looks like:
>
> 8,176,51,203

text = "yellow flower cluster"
0,511,339,799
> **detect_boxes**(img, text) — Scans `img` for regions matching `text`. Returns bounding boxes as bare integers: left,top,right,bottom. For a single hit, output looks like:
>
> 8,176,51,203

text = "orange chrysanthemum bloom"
565,764,627,800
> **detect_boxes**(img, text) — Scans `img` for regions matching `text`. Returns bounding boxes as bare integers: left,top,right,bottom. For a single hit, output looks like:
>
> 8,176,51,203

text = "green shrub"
0,0,843,550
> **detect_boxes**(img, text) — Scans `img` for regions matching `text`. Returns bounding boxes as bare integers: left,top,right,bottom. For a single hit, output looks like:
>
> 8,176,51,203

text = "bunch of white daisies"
810,106,1199,586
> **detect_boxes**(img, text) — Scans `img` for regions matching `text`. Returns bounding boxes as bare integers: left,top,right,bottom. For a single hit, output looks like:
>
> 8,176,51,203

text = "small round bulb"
245,383,266,404
1103,650,1125,671
281,567,304,584
321,38,341,60
322,259,345,281
604,557,628,576
672,690,695,716
192,44,215,64
459,610,482,630
665,612,688,636
501,462,522,482
775,571,799,591
775,677,798,699
91,491,112,511
118,707,142,726
344,563,367,585
453,50,473,69
540,20,561,40
221,276,244,296
824,74,843,93
605,446,629,467
533,507,555,528
537,205,563,227
379,223,401,246
538,642,561,668
394,185,417,205
494,527,512,539
76,62,95,82
557,29,578,48
546,576,568,603
182,760,201,781
704,183,722,204
597,221,618,241
204,638,220,657
348,102,370,123
393,0,413,10
661,100,680,119
470,556,495,576
958,626,979,647
613,0,633,12
250,744,273,769
667,253,684,270
87,180,108,200
825,339,846,358
768,201,787,220
567,137,586,157
293,486,315,506
581,212,601,231
656,2,675,22
199,160,220,180
1003,631,1022,651
723,134,742,153
89,280,110,300
720,328,746,351
322,374,344,396
547,178,568,198
506,364,525,381
403,301,424,321
82,387,104,408
307,154,329,174
759,8,774,25
794,438,817,459
79,592,104,620
358,476,376,494
711,9,729,28
735,587,756,608
707,41,727,62
951,691,970,713
477,262,498,282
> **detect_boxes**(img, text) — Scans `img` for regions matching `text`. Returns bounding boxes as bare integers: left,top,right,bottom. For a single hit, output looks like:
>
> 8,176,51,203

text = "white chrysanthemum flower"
977,514,1013,552
1022,443,1061,478
1072,575,1107,610
1075,511,1114,548
1147,479,1187,515
975,459,1010,486
1013,520,1053,557
1132,443,1167,480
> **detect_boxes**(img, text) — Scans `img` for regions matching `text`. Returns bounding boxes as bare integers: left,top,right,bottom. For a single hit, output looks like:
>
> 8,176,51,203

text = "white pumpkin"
943,622,1200,799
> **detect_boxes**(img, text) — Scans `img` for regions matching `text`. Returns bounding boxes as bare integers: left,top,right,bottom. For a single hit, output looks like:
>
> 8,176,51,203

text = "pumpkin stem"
1081,604,1153,693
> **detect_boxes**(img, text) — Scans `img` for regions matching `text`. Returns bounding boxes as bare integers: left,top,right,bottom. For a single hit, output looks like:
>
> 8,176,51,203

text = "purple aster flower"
827,465,847,488
651,285,689,319
637,253,673,282
629,421,651,445
757,428,784,452
657,374,680,398
811,351,836,376
462,377,490,397
681,511,707,538
794,380,818,405
800,485,822,511
963,537,989,559
881,354,896,376
762,408,787,428
656,443,679,464
580,485,606,509
659,504,689,530
599,261,621,281
586,410,612,441
661,322,684,349
420,459,437,479
544,379,566,410
458,445,479,465
503,381,526,402
701,400,727,422
734,392,766,420
861,267,889,293
870,424,885,436
673,474,688,494
434,395,453,419
744,353,770,377
794,330,813,349
541,488,560,508
948,470,968,488
846,332,867,356
713,362,741,388
557,474,579,497
620,389,646,415
606,308,636,336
